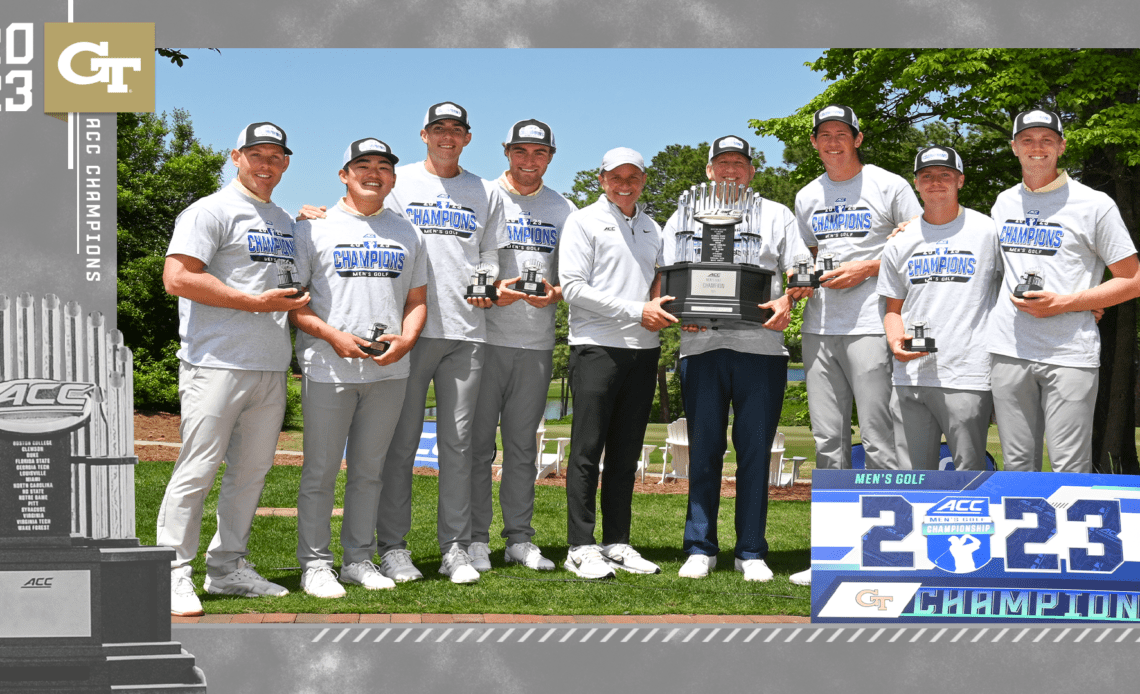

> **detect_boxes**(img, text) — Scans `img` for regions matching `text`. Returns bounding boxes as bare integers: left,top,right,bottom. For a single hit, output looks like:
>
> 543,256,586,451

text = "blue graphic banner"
811,470,1140,624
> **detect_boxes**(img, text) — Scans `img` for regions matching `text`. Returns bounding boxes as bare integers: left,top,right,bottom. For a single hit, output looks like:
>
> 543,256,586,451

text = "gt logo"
57,41,140,93
21,577,53,588
855,589,894,611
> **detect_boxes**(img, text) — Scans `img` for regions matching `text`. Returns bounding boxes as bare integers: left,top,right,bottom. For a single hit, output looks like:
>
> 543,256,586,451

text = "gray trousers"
297,378,406,570
470,345,553,545
896,386,993,471
991,353,1098,473
803,333,907,470
156,363,286,577
376,337,485,553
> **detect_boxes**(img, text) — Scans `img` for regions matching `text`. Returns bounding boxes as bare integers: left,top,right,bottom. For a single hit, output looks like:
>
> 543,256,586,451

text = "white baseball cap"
600,147,645,172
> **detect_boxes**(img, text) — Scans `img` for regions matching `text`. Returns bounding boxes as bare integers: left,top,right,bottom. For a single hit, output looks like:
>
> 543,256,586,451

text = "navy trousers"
680,349,787,560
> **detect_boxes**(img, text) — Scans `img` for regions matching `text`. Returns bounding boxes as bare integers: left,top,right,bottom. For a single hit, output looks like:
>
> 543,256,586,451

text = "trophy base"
465,285,499,301
360,341,390,356
279,282,305,299
905,337,937,353
512,280,545,296
1013,284,1041,298
659,262,774,330
787,272,821,289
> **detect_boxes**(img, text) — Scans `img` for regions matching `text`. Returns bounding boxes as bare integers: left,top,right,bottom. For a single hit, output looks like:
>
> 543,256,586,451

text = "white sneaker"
468,542,492,572
170,568,204,617
564,545,616,579
678,554,717,579
204,558,289,597
790,567,812,586
300,566,346,599
505,542,555,571
379,548,423,583
342,560,396,590
601,544,661,574
735,558,774,582
439,545,480,584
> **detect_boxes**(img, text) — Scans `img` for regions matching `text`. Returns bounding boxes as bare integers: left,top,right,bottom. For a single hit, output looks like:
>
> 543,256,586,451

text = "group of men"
158,101,1139,616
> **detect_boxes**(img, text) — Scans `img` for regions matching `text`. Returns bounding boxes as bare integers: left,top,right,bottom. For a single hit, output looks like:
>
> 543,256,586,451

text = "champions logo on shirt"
810,197,873,239
998,210,1064,256
405,195,477,238
332,237,407,278
505,212,558,253
247,220,296,263
906,242,976,284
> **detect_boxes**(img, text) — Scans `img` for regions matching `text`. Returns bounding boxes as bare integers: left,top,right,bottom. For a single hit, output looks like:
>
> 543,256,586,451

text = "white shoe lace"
173,576,196,596
350,560,382,578
573,545,605,565
385,549,414,568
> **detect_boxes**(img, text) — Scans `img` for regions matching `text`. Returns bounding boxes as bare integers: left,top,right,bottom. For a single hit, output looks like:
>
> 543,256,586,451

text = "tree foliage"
752,48,1140,473
118,110,226,410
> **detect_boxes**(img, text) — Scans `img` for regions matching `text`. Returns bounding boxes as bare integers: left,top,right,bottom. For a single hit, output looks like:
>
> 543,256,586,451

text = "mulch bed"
134,413,812,501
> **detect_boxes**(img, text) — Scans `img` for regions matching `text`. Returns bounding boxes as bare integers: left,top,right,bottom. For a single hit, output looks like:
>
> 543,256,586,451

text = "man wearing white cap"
468,119,575,572
663,136,811,582
159,121,310,616
289,138,428,598
557,147,676,578
877,146,1001,471
373,102,505,584
988,109,1140,472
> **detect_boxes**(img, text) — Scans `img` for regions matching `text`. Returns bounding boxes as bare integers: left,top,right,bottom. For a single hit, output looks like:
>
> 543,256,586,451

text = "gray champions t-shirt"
988,176,1137,367
166,181,296,371
795,164,924,335
385,162,504,342
877,208,1002,390
486,183,576,351
662,196,809,359
292,202,428,383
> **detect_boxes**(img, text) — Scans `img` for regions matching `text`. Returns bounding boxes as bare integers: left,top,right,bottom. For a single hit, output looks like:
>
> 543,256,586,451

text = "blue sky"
155,49,829,216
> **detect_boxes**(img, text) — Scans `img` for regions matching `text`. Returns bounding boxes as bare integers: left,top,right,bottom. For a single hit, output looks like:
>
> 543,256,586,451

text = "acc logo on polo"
43,23,154,114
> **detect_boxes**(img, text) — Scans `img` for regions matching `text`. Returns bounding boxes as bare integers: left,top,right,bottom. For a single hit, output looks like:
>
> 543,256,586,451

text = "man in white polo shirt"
988,109,1140,472
558,147,676,579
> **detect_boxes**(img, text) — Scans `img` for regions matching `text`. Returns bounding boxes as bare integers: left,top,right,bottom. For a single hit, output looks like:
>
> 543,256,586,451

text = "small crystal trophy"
1014,269,1045,298
276,258,304,298
358,322,390,357
465,263,499,301
904,320,937,353
787,254,821,288
511,259,546,297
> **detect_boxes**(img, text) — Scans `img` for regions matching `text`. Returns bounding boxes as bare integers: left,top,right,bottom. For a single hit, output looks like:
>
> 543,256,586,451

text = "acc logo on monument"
0,379,95,435
43,23,154,114
922,496,995,573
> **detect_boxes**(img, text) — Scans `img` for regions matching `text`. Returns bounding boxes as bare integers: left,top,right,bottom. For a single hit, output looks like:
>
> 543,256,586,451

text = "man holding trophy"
789,105,924,587
468,119,576,572
876,146,1001,471
373,102,505,584
661,136,811,582
988,110,1140,472
289,138,427,597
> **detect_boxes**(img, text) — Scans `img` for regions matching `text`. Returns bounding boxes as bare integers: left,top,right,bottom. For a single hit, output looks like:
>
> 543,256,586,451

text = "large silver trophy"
659,182,775,329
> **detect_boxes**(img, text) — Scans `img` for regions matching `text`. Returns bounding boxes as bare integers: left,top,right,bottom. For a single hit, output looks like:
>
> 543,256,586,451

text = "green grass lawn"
136,461,810,615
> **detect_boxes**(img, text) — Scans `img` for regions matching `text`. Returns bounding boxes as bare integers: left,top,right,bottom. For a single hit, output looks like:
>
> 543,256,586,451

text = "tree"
118,110,226,410
751,48,1140,473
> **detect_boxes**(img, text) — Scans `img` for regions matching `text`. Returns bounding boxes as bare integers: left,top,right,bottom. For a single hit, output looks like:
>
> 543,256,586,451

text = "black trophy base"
659,262,775,329
0,545,206,691
360,341,390,356
511,279,545,296
905,337,937,353
1013,283,1042,298
786,271,821,289
465,285,499,301
278,282,305,299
